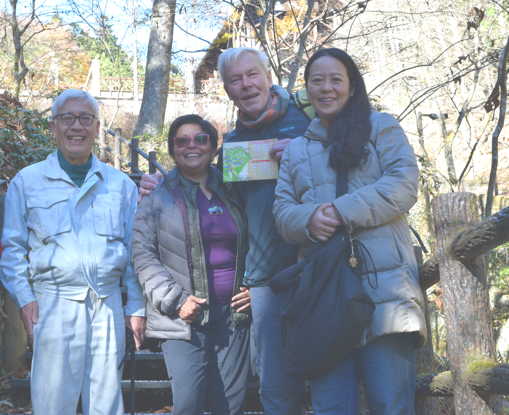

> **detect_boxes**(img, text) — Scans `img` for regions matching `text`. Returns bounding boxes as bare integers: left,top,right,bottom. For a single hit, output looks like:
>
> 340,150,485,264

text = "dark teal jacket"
224,97,310,286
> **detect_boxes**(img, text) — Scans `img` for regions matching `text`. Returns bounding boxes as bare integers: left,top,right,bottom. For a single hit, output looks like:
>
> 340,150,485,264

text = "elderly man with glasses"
0,89,145,415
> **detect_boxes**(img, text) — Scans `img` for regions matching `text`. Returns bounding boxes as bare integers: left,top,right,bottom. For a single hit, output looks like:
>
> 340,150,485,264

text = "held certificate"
223,138,278,182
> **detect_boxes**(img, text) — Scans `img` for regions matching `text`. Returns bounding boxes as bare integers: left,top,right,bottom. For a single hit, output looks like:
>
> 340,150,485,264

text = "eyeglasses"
54,113,96,127
174,133,210,148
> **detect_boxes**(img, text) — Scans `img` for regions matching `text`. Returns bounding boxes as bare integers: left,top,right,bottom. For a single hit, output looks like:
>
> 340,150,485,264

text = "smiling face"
306,55,352,125
223,52,273,120
50,98,99,165
172,123,215,181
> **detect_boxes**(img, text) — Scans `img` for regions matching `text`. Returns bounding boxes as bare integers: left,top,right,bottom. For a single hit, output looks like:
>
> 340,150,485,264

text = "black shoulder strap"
336,166,348,197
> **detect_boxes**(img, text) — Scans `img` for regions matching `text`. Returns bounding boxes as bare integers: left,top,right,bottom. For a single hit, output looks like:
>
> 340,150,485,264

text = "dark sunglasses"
174,133,210,148
54,113,96,127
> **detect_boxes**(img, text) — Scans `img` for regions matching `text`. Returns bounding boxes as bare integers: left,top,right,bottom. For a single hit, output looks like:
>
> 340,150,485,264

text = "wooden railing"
105,129,167,179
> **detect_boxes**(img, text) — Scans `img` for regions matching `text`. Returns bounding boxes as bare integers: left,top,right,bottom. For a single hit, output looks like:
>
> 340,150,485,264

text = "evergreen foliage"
71,17,133,79
0,94,53,180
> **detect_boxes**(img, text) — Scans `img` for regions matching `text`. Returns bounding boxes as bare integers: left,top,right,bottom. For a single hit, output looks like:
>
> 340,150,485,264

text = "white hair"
217,48,270,82
51,89,99,117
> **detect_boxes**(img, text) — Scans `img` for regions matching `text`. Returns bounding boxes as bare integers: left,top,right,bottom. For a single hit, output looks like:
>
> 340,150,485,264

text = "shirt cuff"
124,300,146,317
16,289,37,309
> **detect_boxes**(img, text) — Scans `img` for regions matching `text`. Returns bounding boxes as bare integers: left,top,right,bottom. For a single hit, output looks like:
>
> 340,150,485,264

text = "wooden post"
131,138,139,175
432,192,496,414
98,115,106,161
129,138,141,186
148,150,157,174
114,128,122,170
88,58,101,97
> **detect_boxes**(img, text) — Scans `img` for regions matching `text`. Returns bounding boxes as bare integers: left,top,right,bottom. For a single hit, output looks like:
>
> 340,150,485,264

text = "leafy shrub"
0,93,53,180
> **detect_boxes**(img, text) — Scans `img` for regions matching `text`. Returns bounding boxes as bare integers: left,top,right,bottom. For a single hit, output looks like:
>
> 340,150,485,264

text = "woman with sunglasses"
132,114,251,415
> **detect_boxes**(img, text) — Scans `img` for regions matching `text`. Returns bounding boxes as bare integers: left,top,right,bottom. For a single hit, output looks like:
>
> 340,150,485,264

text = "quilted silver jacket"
273,112,426,344
133,167,248,341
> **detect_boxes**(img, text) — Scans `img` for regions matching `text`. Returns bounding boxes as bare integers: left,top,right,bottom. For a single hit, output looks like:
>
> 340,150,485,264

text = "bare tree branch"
286,0,314,91
174,21,212,45
369,37,471,96
397,58,495,121
485,35,509,216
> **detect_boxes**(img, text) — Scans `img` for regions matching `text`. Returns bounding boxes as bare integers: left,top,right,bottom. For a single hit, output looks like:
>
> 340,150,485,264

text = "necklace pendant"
208,205,224,215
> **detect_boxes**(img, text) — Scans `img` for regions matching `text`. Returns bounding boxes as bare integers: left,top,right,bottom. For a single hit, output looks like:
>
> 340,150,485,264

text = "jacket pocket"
363,266,415,305
93,193,125,240
355,225,403,274
26,195,71,242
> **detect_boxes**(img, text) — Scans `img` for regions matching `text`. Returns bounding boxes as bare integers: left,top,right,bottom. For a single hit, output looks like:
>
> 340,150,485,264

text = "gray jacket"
273,112,426,343
133,167,248,341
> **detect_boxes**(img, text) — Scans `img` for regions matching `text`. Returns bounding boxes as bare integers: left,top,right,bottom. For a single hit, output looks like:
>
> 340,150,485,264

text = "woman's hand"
308,203,342,242
231,287,250,312
178,295,207,324
322,204,342,222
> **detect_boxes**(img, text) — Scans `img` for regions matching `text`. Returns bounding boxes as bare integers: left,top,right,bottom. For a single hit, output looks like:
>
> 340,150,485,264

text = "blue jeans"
358,333,417,415
250,286,305,415
309,355,358,415
309,334,417,415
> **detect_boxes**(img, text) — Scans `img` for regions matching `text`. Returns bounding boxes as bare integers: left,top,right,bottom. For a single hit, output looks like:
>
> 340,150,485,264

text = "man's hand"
139,171,163,200
178,295,207,324
20,301,38,347
269,138,292,162
308,203,342,242
125,315,146,350
231,287,250,312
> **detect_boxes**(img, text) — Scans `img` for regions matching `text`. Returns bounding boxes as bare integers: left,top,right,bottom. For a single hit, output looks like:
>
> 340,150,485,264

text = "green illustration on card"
223,146,252,182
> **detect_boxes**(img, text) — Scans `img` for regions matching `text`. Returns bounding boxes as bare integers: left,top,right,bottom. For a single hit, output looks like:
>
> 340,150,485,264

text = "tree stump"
432,192,496,414
2,292,27,373
1,192,28,374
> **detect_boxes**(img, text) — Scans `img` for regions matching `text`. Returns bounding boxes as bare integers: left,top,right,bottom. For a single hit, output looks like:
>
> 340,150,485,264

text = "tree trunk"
10,0,32,99
485,35,509,217
133,0,176,137
2,293,27,374
432,192,496,414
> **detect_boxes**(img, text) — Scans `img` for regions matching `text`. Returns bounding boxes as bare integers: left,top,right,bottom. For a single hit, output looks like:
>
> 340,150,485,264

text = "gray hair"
51,89,99,117
217,48,270,82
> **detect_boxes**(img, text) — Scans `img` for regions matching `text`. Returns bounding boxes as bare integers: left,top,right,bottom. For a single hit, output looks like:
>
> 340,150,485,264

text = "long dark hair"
304,48,371,171
167,114,218,157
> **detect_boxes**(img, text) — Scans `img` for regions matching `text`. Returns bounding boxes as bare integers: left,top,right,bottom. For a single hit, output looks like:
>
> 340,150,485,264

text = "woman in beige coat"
273,48,426,415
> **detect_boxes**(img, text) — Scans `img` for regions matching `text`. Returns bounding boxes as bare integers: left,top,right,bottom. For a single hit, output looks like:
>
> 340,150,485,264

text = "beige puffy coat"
273,112,426,344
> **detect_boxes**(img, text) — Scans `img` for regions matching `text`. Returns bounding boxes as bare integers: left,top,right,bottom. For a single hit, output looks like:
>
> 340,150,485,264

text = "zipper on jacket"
221,196,244,320
187,186,210,321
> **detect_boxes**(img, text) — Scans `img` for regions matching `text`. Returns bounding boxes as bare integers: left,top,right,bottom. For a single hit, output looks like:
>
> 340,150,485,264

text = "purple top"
197,189,238,304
